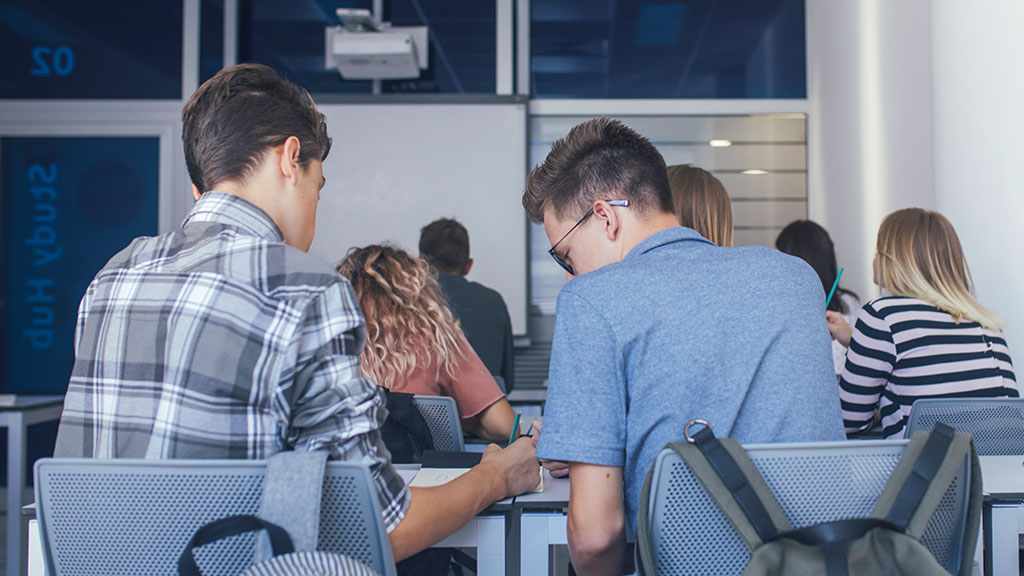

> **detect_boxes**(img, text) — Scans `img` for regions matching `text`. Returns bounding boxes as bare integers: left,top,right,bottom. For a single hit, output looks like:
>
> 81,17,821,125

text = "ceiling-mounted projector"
325,8,428,80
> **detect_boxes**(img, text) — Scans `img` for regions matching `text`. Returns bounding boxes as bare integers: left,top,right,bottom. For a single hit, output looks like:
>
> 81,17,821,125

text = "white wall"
931,0,1024,346
809,0,1023,349
807,0,934,302
309,102,529,335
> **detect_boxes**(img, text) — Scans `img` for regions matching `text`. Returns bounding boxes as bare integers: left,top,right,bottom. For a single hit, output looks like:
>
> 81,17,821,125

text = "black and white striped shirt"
839,296,1017,438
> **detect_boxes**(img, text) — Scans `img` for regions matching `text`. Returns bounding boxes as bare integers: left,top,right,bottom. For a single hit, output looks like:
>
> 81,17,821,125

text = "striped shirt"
55,192,409,531
839,296,1018,438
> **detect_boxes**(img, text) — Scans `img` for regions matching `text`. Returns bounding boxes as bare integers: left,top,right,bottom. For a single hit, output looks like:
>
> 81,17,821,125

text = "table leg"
6,412,26,576
985,503,1019,576
475,515,506,575
505,507,520,576
521,513,557,575
973,520,985,576
27,519,44,576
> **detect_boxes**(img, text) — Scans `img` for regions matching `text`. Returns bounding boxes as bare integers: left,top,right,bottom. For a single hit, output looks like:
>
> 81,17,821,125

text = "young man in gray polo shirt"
525,118,845,575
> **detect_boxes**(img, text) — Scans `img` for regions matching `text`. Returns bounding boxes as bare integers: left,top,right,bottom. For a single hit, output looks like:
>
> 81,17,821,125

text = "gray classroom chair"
34,458,397,576
412,395,465,451
645,440,972,575
905,397,1024,455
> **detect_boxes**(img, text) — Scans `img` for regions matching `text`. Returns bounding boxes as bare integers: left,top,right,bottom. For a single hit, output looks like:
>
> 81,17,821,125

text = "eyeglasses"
547,200,630,276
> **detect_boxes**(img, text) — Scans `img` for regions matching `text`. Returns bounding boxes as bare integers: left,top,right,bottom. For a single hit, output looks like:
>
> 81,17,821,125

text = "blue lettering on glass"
30,47,51,76
30,46,75,77
24,163,61,350
54,46,74,76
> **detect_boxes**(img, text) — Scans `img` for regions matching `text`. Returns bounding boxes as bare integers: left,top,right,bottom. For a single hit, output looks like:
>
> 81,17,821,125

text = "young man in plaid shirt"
54,63,539,560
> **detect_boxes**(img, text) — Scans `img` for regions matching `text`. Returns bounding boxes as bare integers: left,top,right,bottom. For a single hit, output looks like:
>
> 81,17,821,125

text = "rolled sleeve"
283,281,410,532
537,289,626,467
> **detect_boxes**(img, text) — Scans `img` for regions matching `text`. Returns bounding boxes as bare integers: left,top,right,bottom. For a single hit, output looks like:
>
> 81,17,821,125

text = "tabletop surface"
395,463,515,509
513,470,569,507
980,455,1024,499
0,395,65,413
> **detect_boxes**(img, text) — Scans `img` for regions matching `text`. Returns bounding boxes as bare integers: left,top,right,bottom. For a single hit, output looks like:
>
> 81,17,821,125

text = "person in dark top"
419,218,515,391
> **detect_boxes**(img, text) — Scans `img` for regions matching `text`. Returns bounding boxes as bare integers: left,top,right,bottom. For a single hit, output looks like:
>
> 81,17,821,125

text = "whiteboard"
310,102,528,334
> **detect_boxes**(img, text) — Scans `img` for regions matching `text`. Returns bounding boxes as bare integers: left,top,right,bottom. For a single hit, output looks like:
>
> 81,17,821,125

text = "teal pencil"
508,411,521,446
825,267,844,309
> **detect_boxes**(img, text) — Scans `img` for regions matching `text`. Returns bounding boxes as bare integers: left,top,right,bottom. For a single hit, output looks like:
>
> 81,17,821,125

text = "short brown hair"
666,164,734,247
523,118,674,223
419,218,470,273
182,63,332,193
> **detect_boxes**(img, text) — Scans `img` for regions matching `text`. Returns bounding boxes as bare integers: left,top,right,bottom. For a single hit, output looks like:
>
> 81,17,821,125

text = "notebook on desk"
410,450,544,493
979,455,1024,497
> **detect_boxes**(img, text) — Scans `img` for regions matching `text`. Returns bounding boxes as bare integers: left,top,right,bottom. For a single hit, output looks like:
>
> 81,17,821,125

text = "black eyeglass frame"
547,199,630,275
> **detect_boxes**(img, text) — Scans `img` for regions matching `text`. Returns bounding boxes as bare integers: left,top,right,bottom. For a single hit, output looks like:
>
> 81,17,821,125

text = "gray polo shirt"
536,226,845,533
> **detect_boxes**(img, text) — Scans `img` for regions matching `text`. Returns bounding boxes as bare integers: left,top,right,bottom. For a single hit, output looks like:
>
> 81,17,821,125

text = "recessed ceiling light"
709,139,733,147
741,169,769,175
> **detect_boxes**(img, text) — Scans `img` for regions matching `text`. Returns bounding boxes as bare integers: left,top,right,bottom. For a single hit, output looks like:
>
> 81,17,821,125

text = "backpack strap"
635,425,793,575
777,517,904,576
870,422,983,576
683,426,792,546
870,422,963,536
179,516,295,576
259,451,329,554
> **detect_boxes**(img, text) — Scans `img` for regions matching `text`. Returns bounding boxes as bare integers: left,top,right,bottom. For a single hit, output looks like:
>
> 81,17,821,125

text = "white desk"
506,388,546,419
1,395,64,576
395,464,514,575
26,516,42,576
515,470,571,575
979,455,1024,576
506,389,546,405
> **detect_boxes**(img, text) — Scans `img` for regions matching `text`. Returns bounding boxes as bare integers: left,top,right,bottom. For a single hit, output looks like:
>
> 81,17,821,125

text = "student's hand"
481,436,540,498
531,420,570,478
826,311,853,347
542,460,570,478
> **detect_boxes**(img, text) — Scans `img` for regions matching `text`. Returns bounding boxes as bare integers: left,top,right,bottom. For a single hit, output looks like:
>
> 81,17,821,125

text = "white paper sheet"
409,467,544,493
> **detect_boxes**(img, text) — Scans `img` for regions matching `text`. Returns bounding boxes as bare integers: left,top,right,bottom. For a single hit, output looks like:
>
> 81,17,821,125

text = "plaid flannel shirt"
55,192,409,531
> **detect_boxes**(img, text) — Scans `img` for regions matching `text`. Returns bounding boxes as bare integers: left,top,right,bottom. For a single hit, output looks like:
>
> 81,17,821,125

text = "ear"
463,258,474,275
191,183,202,201
592,200,622,242
279,136,302,187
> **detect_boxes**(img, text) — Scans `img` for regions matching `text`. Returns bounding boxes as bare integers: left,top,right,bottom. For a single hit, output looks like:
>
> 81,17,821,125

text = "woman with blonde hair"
828,208,1017,438
666,163,733,247
338,244,516,443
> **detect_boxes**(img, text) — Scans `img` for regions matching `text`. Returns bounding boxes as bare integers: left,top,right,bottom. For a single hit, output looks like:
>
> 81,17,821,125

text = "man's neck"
210,179,292,245
619,212,681,258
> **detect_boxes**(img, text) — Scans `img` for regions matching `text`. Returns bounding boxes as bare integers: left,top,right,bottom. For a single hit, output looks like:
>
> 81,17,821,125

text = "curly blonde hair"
338,245,465,389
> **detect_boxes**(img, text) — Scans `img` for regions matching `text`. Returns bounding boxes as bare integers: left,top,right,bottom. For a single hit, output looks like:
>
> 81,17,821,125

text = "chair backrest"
905,397,1024,455
646,440,971,575
411,395,465,451
34,458,396,576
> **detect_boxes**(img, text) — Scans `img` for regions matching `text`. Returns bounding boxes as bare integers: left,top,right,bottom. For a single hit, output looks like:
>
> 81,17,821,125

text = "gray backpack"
635,422,982,576
179,452,381,576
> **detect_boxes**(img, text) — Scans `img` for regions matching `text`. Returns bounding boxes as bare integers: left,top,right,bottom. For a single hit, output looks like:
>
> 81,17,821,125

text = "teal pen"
509,411,521,446
825,267,844,309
